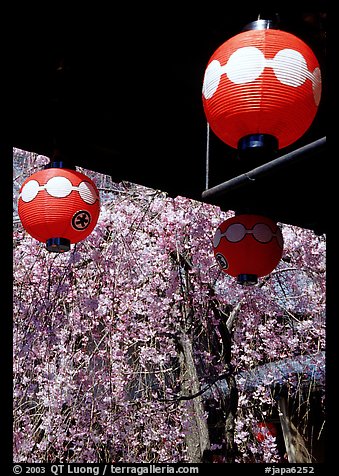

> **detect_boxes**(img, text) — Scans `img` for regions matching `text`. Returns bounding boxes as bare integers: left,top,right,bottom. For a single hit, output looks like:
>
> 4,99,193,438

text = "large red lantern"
213,214,283,285
202,20,322,154
18,166,100,252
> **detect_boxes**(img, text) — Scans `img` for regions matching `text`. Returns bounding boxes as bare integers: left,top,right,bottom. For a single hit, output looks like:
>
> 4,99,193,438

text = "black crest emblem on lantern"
72,210,91,230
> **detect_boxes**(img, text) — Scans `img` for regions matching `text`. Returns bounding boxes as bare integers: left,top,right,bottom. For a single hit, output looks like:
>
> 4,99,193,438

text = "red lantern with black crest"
18,166,100,252
213,214,283,285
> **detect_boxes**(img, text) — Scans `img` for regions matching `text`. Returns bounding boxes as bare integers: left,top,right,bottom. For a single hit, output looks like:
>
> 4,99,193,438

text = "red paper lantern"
256,422,278,442
18,167,100,252
213,214,283,285
202,23,322,151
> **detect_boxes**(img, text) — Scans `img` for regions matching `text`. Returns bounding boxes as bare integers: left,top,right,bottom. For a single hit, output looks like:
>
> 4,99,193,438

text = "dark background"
11,5,327,232
8,4,337,466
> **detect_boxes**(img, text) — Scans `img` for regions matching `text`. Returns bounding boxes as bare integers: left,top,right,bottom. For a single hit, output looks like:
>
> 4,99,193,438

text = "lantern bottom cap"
237,134,278,162
237,274,258,286
46,237,71,253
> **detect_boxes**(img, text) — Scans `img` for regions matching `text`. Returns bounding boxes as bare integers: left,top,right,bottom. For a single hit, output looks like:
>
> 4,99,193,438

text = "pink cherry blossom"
13,150,325,463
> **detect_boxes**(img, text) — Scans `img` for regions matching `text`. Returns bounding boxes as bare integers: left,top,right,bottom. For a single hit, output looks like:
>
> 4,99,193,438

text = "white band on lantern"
214,223,283,249
202,47,321,106
19,176,99,205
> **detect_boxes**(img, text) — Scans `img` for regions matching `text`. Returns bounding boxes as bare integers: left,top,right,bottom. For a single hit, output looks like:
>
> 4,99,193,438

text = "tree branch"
158,372,230,402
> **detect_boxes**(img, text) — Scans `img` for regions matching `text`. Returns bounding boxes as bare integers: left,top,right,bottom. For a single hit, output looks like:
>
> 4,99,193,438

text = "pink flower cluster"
13,153,326,463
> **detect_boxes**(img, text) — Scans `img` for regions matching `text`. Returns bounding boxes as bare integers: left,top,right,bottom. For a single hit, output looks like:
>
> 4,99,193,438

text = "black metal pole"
202,137,326,201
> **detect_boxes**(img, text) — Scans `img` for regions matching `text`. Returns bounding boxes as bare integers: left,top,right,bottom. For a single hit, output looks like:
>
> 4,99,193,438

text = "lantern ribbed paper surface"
213,214,283,283
18,168,100,251
202,29,322,149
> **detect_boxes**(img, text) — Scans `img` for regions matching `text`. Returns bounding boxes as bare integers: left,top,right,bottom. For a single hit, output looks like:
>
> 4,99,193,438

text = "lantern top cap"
44,160,76,170
44,148,76,169
242,19,278,31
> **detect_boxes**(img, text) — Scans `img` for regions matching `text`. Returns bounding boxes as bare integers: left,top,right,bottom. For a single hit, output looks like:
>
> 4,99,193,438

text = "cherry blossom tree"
13,149,326,463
